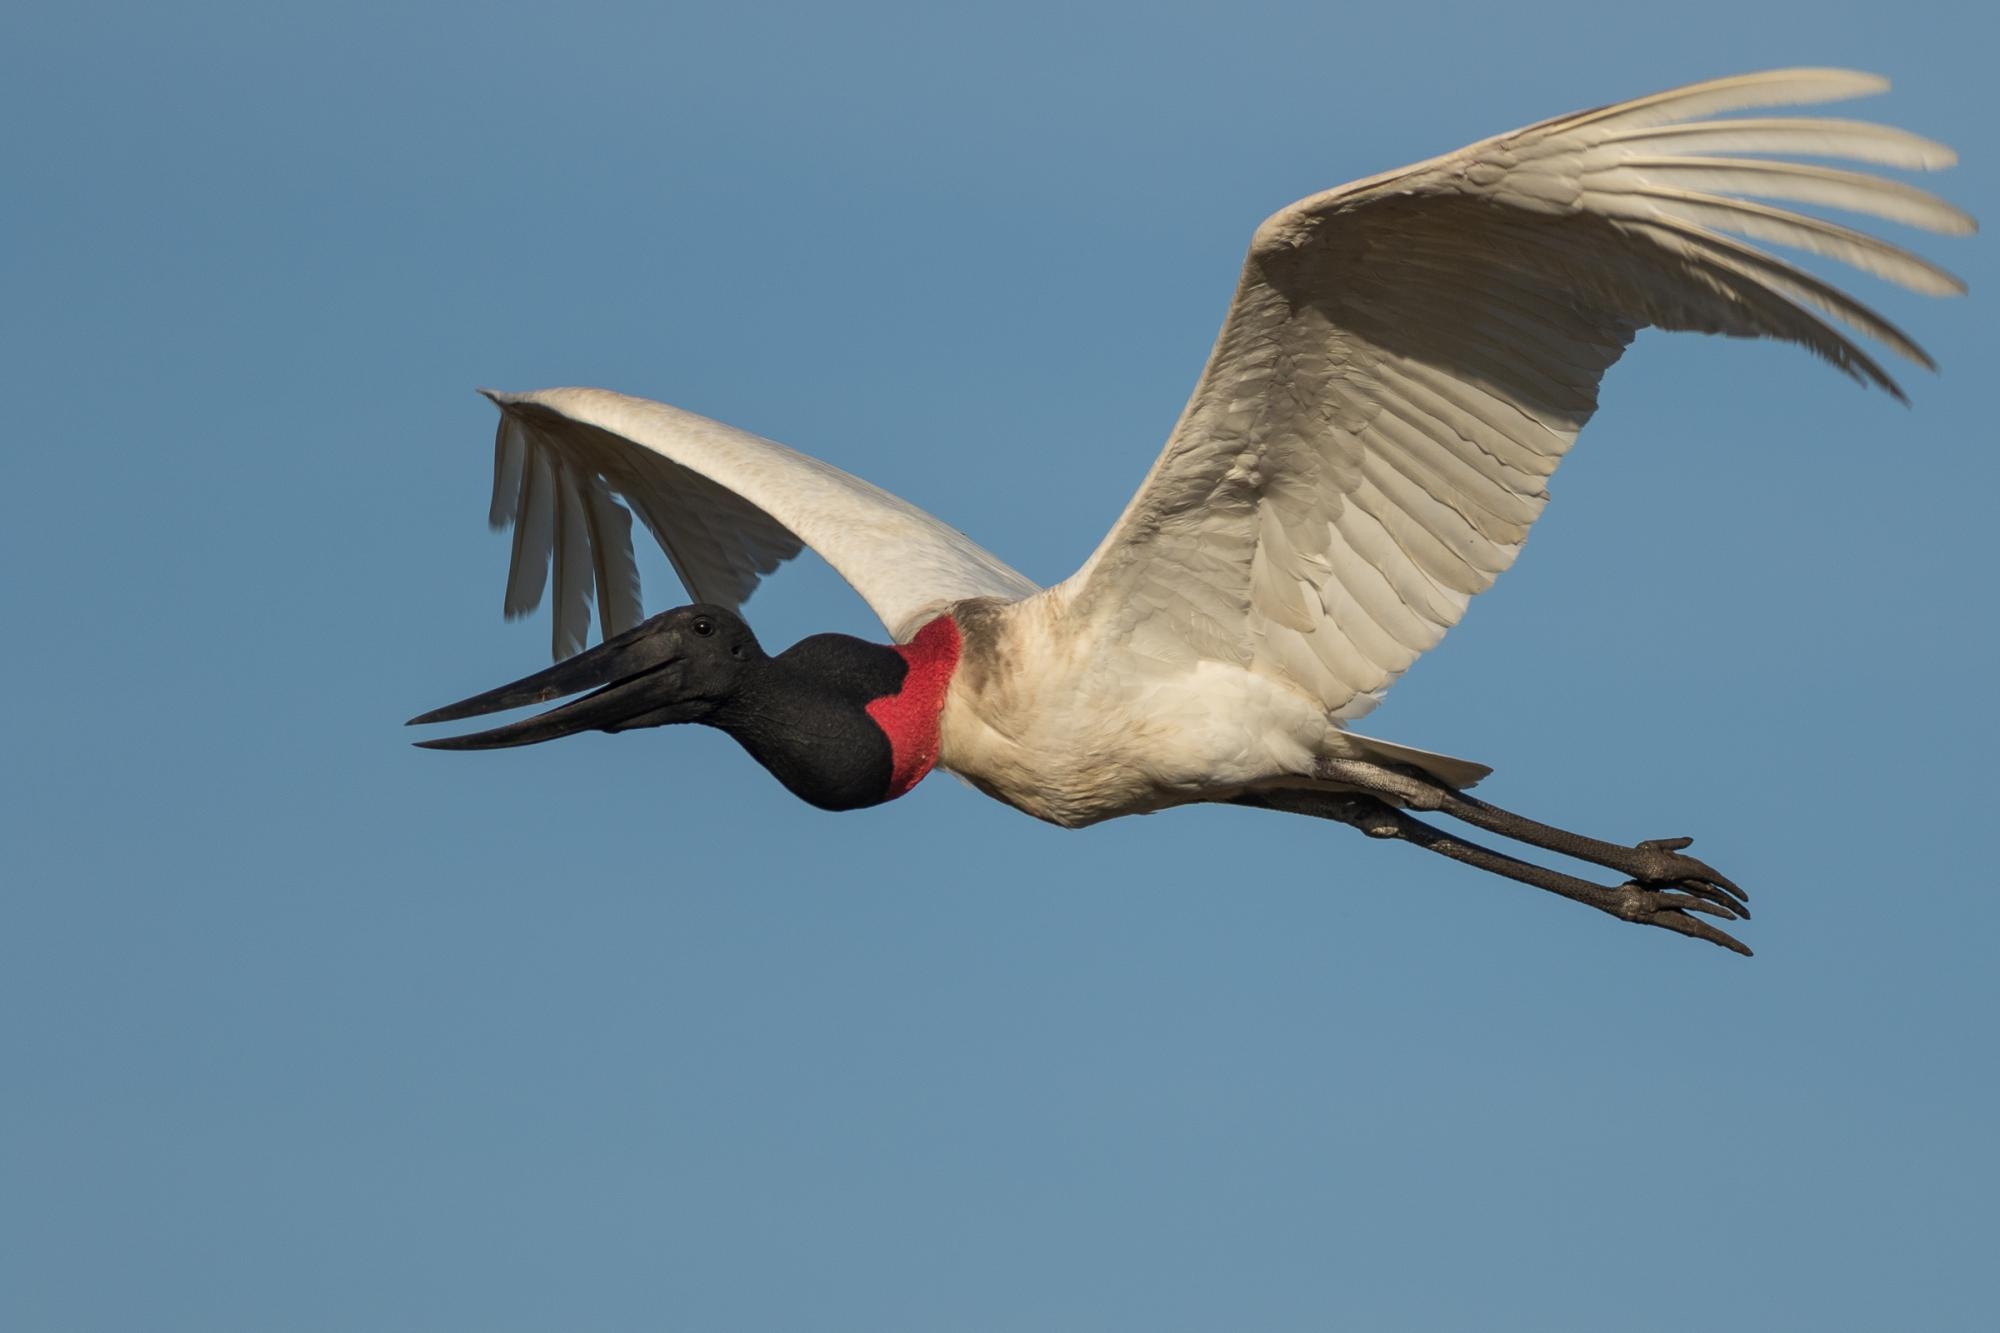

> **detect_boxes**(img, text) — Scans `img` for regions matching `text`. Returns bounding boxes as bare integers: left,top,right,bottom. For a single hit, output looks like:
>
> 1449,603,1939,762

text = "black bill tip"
406,659,604,727
408,611,701,750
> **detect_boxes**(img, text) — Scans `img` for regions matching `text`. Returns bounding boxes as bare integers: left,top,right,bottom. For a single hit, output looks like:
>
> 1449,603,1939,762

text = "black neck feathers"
711,634,910,811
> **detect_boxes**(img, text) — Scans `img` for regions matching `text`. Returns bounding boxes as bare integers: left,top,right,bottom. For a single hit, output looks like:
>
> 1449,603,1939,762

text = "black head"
407,604,766,749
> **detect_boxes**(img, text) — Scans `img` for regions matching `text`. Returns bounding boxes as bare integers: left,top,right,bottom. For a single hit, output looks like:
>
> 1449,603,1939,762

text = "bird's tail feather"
1338,732,1493,791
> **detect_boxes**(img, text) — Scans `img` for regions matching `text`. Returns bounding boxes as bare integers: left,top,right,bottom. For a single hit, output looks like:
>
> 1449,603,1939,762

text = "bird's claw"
1630,835,1748,913
1611,882,1753,956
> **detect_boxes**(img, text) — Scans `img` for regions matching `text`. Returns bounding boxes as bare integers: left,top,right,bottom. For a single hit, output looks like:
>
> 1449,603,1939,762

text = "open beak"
407,614,691,750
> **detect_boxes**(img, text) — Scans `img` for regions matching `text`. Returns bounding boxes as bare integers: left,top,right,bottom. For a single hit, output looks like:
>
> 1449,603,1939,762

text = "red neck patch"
864,615,961,801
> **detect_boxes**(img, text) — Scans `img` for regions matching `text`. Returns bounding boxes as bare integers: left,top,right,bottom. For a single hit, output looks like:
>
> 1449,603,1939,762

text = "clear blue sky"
4,2,1993,1329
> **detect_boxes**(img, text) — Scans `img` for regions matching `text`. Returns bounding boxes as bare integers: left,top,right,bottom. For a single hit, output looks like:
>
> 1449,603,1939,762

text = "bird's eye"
692,617,715,637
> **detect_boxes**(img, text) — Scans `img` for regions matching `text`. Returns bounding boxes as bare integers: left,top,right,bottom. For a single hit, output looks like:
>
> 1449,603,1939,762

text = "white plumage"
436,69,1970,953
487,389,1037,653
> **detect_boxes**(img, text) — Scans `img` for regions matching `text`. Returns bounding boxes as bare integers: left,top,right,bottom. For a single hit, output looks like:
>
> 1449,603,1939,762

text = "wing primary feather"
1607,157,1974,234
1559,68,1890,133
489,415,525,531
619,470,715,606
583,483,644,641
1599,117,1958,170
550,463,594,660
504,438,554,620
1594,184,1966,295
1635,215,1932,373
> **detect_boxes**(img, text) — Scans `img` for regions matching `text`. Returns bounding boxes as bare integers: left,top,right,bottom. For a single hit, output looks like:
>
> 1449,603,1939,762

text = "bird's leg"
1231,790,1751,955
1314,757,1748,918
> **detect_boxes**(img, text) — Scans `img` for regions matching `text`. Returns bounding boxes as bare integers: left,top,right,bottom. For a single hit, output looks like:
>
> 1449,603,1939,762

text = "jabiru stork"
412,69,1971,955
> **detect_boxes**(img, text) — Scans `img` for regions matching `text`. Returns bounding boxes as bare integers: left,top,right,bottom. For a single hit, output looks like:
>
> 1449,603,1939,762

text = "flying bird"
412,69,1970,955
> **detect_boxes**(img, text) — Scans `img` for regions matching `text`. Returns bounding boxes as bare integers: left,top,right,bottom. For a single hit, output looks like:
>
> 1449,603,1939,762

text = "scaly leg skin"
1314,758,1749,920
1231,789,1752,956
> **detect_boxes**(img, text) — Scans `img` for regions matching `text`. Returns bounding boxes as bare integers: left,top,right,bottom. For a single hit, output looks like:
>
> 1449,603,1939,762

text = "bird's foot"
1613,834,1750,920
1231,789,1754,955
1609,878,1753,956
1317,759,1752,918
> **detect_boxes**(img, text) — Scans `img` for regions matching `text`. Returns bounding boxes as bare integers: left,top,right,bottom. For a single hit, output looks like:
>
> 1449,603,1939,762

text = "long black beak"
407,615,689,750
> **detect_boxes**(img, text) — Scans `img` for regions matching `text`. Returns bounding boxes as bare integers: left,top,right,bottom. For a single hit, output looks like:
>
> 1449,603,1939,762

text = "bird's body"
937,599,1312,828
414,69,1971,953
935,596,1452,828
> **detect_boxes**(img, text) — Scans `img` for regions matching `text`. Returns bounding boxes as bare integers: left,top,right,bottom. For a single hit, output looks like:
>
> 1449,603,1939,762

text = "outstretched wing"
1058,68,1969,721
482,387,1038,656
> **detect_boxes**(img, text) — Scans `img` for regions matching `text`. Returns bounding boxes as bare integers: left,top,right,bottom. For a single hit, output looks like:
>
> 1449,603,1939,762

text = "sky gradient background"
4,2,1995,1329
